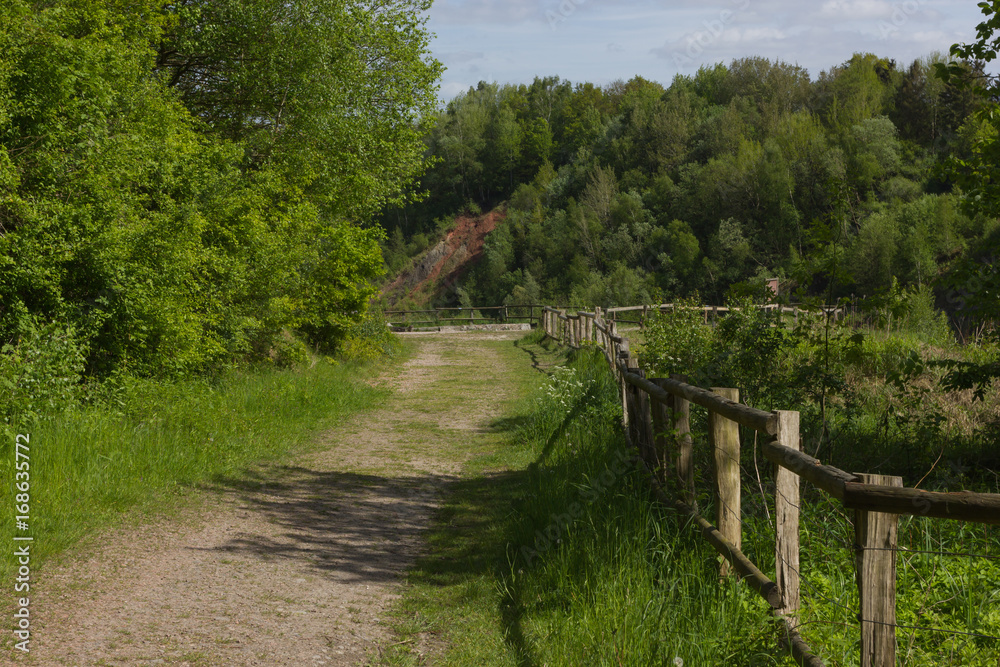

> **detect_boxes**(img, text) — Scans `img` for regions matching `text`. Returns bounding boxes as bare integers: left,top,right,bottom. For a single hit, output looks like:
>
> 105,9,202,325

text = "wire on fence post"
855,473,903,667
774,411,802,626
710,388,741,577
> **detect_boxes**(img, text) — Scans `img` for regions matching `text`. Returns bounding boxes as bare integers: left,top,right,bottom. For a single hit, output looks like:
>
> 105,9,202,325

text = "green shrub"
269,331,311,369
713,297,790,408
0,318,86,432
902,284,953,345
338,307,400,362
640,297,715,381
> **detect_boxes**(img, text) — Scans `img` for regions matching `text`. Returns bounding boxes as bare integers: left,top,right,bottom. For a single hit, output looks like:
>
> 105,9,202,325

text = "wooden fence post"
774,411,801,625
671,374,694,507
856,473,902,667
650,381,670,483
632,367,654,466
618,342,630,430
709,388,741,576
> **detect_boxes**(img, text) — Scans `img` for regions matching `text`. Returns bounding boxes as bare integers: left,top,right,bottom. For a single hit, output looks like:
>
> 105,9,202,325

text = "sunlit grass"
0,359,387,584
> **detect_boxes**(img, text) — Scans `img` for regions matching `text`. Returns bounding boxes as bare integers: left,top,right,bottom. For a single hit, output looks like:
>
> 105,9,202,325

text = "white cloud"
722,27,787,44
820,0,893,19
427,0,987,101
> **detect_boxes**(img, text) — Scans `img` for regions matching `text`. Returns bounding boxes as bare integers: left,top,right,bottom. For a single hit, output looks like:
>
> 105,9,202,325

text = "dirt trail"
23,332,524,667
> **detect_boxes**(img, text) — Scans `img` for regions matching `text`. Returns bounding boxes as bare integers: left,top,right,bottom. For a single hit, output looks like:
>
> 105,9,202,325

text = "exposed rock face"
384,209,506,305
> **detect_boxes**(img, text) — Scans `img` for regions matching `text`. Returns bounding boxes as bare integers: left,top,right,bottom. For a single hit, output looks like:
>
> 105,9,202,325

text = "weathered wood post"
668,374,694,506
774,411,801,626
609,321,620,382
709,387,741,576
618,341,631,430
632,367,654,466
855,473,903,667
650,379,672,483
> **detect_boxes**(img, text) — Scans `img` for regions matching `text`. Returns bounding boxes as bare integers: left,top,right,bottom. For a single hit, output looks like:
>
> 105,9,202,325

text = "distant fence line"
382,301,860,332
542,305,1000,667
384,304,553,331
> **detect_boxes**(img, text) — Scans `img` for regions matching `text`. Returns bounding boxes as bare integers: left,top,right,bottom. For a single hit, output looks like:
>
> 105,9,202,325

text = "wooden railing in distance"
541,305,1000,667
384,304,553,329
603,303,854,328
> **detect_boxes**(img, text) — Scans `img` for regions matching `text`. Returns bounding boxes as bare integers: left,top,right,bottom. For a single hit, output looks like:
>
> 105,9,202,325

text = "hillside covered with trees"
381,53,995,324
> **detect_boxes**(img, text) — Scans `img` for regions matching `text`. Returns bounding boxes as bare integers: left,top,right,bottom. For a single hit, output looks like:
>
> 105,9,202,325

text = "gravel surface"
17,333,522,666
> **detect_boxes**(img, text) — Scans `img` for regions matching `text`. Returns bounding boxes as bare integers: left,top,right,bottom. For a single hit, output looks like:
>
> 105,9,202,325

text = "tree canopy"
0,0,441,377
381,53,991,328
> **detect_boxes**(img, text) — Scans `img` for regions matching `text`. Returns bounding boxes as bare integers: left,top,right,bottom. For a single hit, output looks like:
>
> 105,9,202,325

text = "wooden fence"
603,303,856,328
542,305,1000,667
385,301,855,332
384,304,551,330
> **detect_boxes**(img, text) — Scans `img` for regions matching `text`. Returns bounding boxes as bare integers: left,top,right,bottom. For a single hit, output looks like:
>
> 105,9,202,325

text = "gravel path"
19,332,523,666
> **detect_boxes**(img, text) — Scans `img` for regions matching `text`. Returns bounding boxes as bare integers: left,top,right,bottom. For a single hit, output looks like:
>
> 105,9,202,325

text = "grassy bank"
0,358,389,584
380,323,999,665
380,331,797,666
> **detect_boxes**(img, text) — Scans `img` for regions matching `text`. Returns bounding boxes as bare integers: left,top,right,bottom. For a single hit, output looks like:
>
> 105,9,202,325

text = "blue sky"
426,0,988,102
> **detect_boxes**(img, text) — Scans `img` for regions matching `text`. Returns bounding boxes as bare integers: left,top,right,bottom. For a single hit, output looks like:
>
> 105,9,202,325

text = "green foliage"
641,298,714,380
381,50,991,313
337,308,401,363
0,0,439,384
712,297,789,408
0,319,86,431
497,348,795,665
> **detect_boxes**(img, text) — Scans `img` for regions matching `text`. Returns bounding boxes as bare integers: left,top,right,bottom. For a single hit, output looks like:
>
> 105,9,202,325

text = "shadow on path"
202,465,456,585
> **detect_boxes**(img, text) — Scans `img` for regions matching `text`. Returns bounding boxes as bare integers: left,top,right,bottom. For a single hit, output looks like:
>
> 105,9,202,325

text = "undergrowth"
639,298,1000,664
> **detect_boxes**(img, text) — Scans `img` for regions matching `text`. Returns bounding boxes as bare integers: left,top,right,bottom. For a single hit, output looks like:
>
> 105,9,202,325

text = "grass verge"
0,357,390,586
377,332,798,666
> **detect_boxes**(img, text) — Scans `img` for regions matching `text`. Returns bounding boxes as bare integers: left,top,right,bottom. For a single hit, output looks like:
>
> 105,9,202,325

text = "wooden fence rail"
384,304,557,330
541,305,1000,667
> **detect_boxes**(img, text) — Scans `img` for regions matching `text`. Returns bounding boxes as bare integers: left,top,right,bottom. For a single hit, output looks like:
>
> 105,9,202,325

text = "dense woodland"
381,53,998,323
0,0,439,388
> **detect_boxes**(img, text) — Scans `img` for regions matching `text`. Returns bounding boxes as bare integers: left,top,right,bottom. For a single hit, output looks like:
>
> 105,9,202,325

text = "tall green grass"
383,335,798,665
497,345,796,665
0,359,387,582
